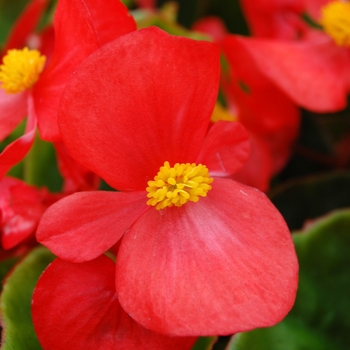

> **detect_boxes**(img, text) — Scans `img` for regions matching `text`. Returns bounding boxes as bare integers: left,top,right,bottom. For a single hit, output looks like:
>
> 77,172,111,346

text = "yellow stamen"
319,0,350,47
0,47,46,94
211,102,237,123
146,161,213,210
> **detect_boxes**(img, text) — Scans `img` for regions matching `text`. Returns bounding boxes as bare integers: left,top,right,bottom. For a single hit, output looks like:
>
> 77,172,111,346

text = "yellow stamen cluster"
211,102,237,123
0,47,46,94
319,0,350,47
146,161,213,210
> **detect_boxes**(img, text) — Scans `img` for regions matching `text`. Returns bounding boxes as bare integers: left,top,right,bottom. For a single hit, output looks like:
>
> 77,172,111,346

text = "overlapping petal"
37,191,148,262
58,27,220,191
0,177,47,249
232,133,273,192
0,89,27,140
223,35,349,112
34,0,136,141
32,256,197,350
221,36,300,136
198,121,250,177
221,38,300,174
240,0,307,39
116,178,298,336
0,94,36,179
54,141,100,193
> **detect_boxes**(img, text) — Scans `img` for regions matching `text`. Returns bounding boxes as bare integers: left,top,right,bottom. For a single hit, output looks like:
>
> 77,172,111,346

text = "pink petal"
0,93,36,179
34,0,136,141
59,27,220,191
198,121,250,177
116,178,298,336
0,89,27,140
32,256,197,350
37,191,148,262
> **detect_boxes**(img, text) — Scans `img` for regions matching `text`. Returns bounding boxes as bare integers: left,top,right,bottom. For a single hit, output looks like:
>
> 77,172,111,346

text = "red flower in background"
0,176,61,250
0,0,136,178
193,17,300,191
238,0,350,112
33,27,298,345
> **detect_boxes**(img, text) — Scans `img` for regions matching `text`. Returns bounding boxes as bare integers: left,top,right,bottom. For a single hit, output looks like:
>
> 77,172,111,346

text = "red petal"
136,0,156,9
0,177,47,249
37,191,148,262
116,178,298,336
59,27,220,191
54,141,100,193
0,94,36,179
198,121,250,177
221,36,300,139
34,0,136,141
231,132,273,192
192,16,228,43
223,35,349,112
33,256,196,350
1,0,48,55
240,0,307,39
0,90,27,140
304,0,330,20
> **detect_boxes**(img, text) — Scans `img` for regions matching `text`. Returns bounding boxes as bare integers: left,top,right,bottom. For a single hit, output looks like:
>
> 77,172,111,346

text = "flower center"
319,0,350,47
211,102,237,123
146,161,214,210
0,47,46,94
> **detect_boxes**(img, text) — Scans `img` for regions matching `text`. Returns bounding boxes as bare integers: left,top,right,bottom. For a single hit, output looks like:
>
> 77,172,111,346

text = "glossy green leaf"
228,209,350,350
0,246,55,350
192,336,217,350
269,171,350,230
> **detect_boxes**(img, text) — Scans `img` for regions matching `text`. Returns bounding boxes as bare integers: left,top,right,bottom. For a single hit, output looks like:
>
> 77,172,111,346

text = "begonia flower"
32,255,197,349
240,0,307,40
237,0,350,112
193,17,300,184
0,0,136,178
0,176,61,249
35,27,298,338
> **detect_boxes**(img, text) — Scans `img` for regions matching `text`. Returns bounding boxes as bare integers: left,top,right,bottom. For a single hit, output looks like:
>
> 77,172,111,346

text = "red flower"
193,17,300,188
0,176,61,249
0,0,136,178
36,27,298,337
33,256,197,349
238,0,350,112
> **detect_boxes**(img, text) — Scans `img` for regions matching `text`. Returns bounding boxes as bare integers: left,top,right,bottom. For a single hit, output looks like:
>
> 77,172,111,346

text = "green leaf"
0,246,55,350
192,336,217,350
227,209,350,350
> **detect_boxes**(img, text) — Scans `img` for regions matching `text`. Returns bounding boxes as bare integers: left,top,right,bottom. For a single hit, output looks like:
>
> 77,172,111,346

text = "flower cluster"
1,0,348,349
